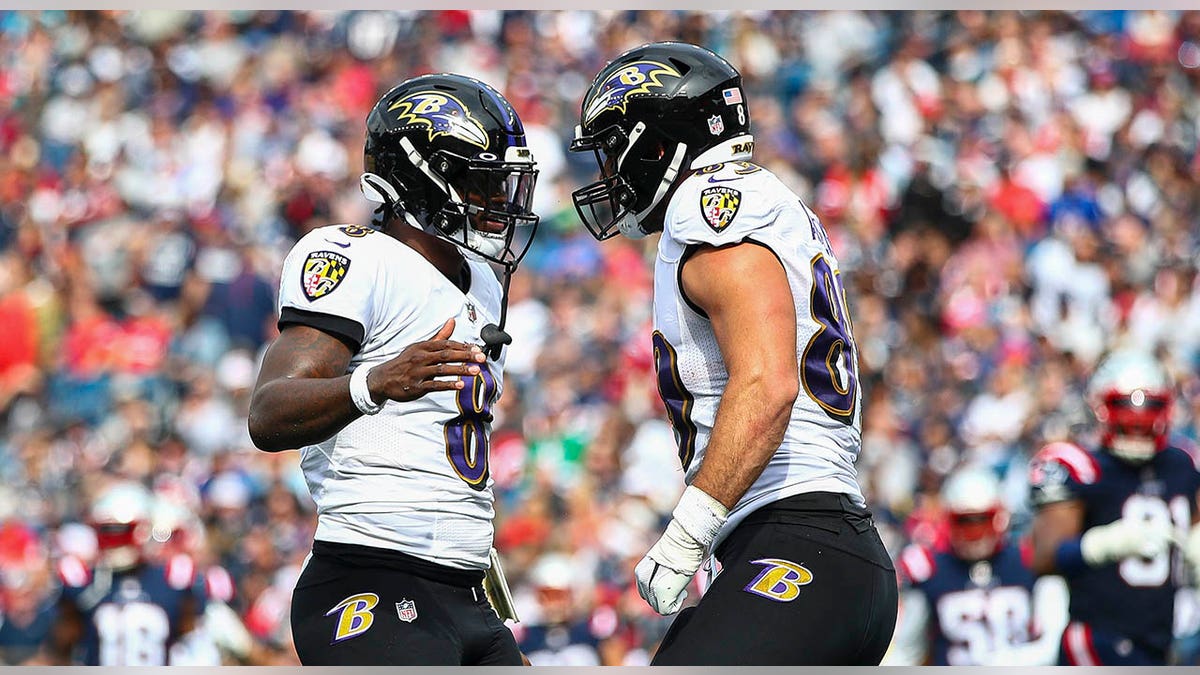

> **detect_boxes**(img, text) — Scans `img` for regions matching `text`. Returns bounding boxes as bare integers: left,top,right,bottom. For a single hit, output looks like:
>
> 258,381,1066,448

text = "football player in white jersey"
569,42,897,664
248,73,538,665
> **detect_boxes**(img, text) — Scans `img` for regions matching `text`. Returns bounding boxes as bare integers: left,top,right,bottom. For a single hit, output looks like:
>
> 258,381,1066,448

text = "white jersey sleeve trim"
277,226,384,350
665,167,785,251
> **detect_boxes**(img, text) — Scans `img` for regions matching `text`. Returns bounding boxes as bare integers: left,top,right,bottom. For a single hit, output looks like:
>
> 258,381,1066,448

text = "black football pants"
290,541,521,665
652,491,899,665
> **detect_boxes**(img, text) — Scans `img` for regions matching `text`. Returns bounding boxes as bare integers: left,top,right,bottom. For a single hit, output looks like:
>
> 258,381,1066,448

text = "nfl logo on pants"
396,599,418,623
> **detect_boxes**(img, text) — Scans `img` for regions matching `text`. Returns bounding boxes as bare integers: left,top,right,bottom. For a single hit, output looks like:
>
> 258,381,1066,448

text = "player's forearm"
1030,535,1062,576
248,375,362,451
691,374,797,510
1030,500,1087,576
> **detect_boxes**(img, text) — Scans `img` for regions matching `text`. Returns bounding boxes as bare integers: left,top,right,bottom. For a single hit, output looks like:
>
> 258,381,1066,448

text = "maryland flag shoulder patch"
700,186,741,233
302,250,350,301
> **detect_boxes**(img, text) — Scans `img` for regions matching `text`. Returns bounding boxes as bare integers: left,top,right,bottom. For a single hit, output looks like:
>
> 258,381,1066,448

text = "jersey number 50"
444,366,498,490
937,587,1032,665
801,254,858,425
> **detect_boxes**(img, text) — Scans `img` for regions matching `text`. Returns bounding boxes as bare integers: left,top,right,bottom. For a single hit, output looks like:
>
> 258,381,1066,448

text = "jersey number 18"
94,601,171,666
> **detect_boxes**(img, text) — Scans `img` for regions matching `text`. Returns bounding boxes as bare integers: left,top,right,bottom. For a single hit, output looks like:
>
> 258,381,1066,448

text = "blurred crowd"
0,9,1199,665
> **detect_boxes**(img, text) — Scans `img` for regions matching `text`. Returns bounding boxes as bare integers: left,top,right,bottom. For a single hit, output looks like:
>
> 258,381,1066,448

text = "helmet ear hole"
615,186,636,207
431,212,455,234
433,154,457,178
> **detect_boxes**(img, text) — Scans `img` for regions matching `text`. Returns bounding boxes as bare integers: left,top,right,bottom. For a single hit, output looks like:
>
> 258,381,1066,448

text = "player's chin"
466,209,511,235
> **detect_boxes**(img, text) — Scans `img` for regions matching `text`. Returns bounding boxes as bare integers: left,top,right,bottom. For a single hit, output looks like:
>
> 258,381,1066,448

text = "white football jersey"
654,150,865,552
277,223,506,570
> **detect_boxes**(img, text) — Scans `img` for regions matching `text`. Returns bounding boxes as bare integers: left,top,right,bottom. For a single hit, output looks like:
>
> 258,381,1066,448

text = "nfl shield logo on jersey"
707,114,724,135
302,251,351,301
396,598,418,623
700,186,741,232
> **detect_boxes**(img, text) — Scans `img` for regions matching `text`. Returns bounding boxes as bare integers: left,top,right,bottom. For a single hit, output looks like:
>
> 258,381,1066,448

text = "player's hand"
635,519,705,615
1080,517,1173,566
634,486,728,615
366,318,486,403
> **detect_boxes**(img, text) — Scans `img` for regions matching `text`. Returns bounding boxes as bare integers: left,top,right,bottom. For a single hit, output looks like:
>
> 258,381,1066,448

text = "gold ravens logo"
743,558,813,602
583,61,682,126
302,250,350,301
325,592,378,643
700,186,741,232
387,91,489,149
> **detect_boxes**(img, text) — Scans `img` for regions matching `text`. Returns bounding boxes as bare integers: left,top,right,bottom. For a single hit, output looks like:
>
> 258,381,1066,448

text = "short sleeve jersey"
897,542,1037,665
57,556,204,666
1028,441,1200,654
277,224,506,570
653,160,865,554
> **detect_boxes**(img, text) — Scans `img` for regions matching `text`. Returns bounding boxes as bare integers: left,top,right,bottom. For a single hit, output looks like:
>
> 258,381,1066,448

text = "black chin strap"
481,263,514,360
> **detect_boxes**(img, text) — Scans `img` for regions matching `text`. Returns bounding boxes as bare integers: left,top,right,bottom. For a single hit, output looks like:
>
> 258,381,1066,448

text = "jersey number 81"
801,254,858,424
1119,494,1189,587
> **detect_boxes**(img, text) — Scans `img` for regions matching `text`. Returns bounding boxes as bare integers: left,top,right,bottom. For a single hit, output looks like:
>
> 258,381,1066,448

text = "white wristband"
349,363,383,415
671,486,729,550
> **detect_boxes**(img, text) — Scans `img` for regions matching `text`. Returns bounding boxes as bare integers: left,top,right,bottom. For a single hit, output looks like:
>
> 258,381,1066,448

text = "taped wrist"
349,363,383,415
671,486,729,550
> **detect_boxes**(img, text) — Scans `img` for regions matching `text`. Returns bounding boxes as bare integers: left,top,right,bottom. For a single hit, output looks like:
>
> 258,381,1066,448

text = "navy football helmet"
360,73,539,271
570,42,753,240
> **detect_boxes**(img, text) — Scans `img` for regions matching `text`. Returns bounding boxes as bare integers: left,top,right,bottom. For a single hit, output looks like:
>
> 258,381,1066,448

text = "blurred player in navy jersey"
1029,349,1200,665
146,486,264,664
886,466,1067,665
514,553,606,665
0,523,57,665
44,482,207,665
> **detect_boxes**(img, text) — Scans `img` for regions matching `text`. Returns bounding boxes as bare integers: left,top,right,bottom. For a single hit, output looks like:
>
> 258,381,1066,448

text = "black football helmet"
360,73,539,271
570,42,752,240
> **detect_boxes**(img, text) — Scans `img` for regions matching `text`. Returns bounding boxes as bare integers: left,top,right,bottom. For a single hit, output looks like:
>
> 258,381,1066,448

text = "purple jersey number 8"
443,365,498,490
652,330,699,471
801,253,858,425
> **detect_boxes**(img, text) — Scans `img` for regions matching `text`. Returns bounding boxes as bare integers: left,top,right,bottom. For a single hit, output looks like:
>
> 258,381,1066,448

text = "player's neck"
387,222,468,290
